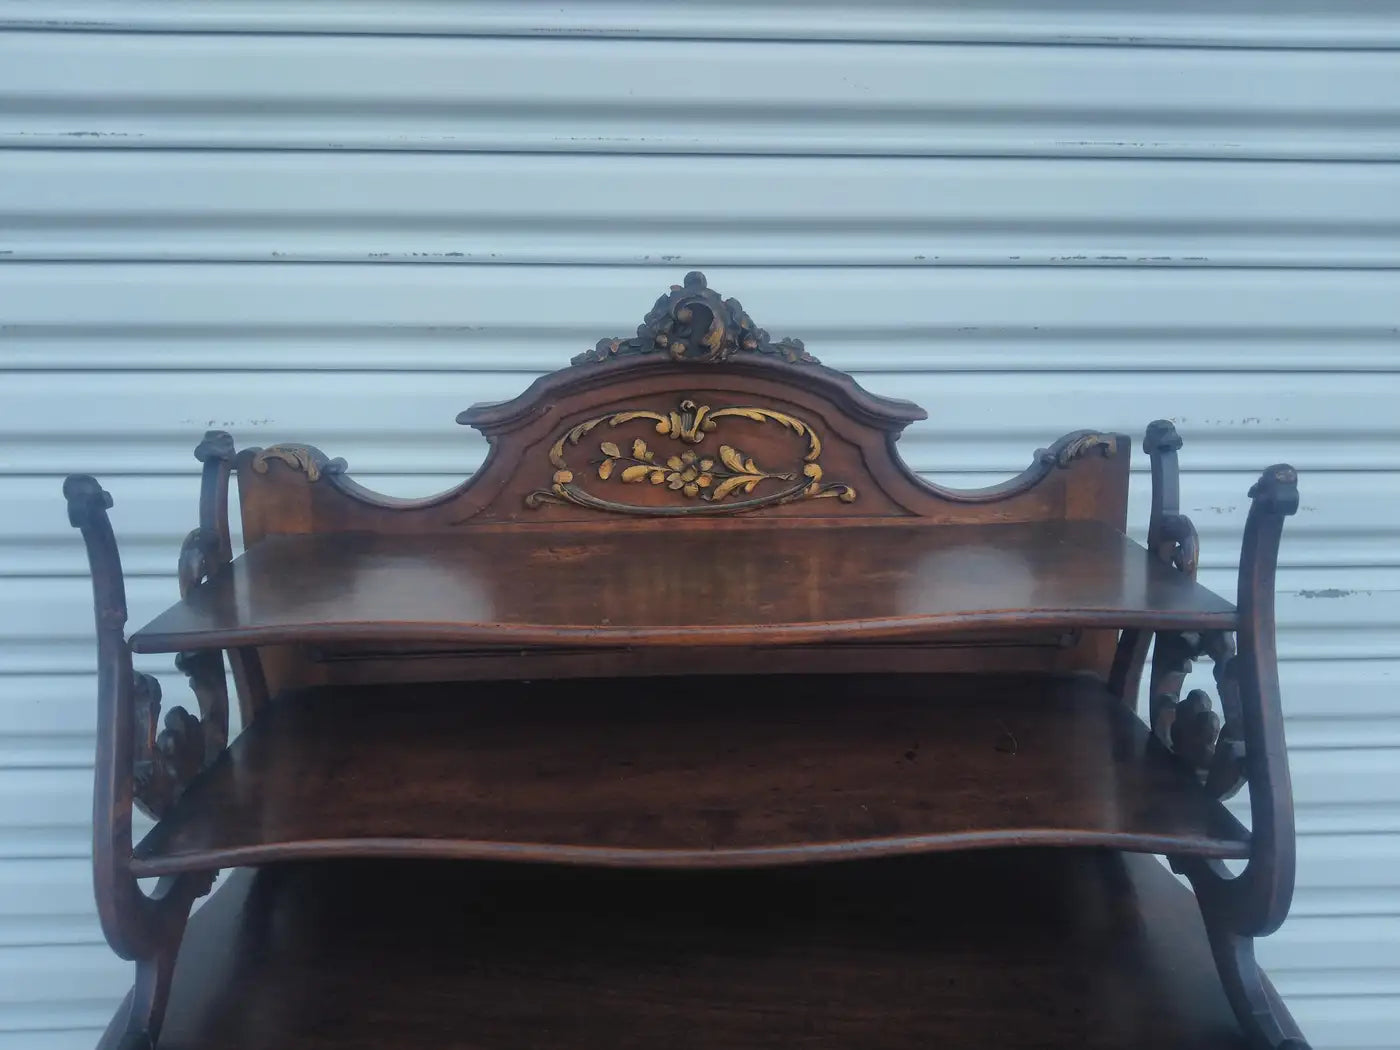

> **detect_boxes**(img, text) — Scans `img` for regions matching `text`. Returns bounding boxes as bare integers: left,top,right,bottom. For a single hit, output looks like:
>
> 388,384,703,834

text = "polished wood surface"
131,674,1247,875
129,519,1235,654
102,849,1269,1050
69,272,1309,1049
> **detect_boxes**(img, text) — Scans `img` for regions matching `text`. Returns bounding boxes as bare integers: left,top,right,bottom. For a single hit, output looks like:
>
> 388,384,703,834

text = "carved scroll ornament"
573,271,817,366
132,523,233,820
1149,628,1246,799
1036,432,1117,469
250,443,347,482
525,398,856,516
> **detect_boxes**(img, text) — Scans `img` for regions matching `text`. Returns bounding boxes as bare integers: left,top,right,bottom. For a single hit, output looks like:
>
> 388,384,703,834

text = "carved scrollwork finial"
63,474,114,528
573,270,819,367
194,429,236,464
1144,418,1184,455
1248,464,1300,516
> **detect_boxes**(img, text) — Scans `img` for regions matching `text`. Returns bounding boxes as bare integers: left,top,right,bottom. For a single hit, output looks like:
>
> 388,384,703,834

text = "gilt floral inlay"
525,398,855,516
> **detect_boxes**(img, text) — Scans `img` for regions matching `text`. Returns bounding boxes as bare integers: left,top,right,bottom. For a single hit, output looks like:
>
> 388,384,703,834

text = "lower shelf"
132,673,1248,873
103,848,1281,1049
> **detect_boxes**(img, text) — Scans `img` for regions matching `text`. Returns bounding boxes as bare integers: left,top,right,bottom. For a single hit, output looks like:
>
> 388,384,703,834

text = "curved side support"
1109,420,1200,702
1181,465,1300,935
65,476,214,1047
193,431,269,724
1176,465,1305,1049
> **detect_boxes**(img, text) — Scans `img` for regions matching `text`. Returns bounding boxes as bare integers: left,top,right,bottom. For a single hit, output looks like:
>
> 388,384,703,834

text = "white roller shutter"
0,3,1397,1047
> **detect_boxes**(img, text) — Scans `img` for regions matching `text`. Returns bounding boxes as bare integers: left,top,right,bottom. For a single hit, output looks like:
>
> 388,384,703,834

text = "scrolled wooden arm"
1167,465,1307,1050
65,475,151,952
66,475,213,1047
1179,465,1300,937
1107,453,1305,1047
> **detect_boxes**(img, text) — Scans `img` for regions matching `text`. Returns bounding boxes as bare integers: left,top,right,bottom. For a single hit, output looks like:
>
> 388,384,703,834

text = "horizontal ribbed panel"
3,31,1399,159
3,0,1399,47
6,152,1400,268
8,471,1400,576
5,266,1399,372
4,368,1398,473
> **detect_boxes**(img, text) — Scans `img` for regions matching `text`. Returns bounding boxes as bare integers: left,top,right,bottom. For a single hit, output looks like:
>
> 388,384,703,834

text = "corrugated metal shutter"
1,3,1397,1047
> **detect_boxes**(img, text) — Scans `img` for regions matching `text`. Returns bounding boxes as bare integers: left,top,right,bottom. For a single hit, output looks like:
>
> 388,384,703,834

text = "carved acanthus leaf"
131,672,204,820
1037,432,1117,469
250,444,348,482
573,271,818,366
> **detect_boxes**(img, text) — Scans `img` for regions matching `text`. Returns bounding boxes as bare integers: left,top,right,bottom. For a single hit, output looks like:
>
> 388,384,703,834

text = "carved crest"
573,271,818,366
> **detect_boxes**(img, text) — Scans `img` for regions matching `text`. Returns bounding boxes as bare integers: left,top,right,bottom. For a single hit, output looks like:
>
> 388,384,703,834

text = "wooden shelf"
132,674,1247,875
107,848,1271,1049
128,519,1235,653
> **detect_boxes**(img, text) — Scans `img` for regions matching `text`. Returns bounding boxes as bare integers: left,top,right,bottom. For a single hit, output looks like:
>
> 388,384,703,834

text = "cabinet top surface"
129,518,1234,654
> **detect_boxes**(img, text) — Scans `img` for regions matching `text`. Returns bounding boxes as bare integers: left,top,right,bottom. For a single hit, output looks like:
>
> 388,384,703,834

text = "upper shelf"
129,519,1234,654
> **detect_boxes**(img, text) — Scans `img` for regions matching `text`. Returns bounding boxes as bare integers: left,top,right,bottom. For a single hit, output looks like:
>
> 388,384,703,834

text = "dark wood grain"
128,519,1235,655
70,272,1308,1049
131,674,1247,875
101,848,1271,1050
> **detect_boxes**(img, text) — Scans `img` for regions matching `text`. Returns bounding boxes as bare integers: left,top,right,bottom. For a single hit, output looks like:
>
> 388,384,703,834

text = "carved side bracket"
125,433,240,819
1148,628,1247,799
1111,421,1242,796
573,271,818,366
130,645,230,821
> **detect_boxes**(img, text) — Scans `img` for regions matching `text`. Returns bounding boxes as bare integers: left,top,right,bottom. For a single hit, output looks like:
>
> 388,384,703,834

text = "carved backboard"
232,272,1130,689
236,271,1127,539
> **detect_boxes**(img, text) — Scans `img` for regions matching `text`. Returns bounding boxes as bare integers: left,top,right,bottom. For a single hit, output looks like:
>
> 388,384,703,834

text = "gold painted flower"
663,450,715,498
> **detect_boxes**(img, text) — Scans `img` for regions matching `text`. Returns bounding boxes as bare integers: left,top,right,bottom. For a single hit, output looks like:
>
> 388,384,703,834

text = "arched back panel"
233,273,1130,693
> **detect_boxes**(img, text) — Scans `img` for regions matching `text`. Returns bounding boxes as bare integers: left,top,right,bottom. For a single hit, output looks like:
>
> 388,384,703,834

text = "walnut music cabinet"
66,272,1310,1049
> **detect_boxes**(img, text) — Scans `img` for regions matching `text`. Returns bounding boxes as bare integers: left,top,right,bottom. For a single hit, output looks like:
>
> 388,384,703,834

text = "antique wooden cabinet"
67,273,1308,1049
